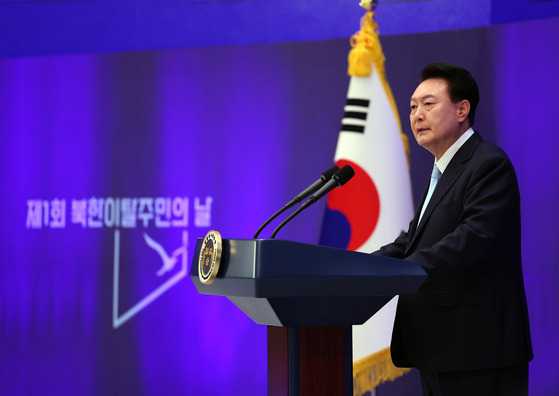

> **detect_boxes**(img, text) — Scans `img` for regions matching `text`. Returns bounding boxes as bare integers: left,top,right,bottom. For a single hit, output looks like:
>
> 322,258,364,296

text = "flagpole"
319,1,415,394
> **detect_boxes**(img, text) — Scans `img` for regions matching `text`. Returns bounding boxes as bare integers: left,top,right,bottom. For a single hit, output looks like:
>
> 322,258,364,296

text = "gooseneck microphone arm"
269,164,355,239
252,165,339,239
252,205,290,239
269,205,307,240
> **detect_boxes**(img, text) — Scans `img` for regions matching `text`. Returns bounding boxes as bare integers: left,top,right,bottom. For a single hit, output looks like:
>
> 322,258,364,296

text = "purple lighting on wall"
492,17,559,395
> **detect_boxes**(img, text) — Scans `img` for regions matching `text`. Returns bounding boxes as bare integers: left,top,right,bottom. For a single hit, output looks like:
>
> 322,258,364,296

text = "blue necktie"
419,164,441,224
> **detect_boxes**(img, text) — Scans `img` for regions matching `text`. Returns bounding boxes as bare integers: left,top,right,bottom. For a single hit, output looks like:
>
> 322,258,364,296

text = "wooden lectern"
190,238,426,396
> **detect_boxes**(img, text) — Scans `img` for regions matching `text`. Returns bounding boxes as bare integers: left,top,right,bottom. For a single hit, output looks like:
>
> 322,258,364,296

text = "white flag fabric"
318,8,414,394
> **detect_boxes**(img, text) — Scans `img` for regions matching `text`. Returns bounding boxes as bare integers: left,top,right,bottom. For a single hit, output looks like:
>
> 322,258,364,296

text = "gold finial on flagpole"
349,0,410,165
359,0,377,10
348,3,382,77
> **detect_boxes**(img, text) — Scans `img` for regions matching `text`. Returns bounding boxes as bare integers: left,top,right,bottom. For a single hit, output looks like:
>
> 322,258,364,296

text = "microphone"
252,165,340,239
301,164,355,208
285,165,340,208
269,164,355,239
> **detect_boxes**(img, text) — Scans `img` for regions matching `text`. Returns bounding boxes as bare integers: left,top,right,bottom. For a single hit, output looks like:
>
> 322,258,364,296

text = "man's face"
409,78,466,159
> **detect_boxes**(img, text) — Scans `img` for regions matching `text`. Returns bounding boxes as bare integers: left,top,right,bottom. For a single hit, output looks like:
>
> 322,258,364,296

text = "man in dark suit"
375,63,533,396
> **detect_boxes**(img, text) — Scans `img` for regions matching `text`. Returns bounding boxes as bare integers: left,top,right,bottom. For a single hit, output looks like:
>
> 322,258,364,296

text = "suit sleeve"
373,222,413,259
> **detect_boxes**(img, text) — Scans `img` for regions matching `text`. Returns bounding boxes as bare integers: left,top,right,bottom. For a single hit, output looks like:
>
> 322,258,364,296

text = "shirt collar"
435,127,474,174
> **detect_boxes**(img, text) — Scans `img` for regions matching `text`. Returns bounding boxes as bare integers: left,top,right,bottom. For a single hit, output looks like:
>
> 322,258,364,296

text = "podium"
190,238,426,396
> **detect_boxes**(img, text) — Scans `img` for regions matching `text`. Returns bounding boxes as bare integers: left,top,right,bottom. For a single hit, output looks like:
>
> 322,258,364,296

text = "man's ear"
457,100,471,122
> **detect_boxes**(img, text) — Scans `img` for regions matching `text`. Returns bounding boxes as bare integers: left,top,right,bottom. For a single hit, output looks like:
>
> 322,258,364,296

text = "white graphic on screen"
112,230,188,329
25,195,215,329
143,232,187,276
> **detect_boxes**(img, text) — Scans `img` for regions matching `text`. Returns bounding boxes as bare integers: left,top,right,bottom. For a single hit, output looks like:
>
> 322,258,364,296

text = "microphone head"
333,164,355,186
320,165,340,181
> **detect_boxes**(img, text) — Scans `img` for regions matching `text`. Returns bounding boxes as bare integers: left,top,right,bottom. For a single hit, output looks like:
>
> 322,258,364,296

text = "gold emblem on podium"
198,230,223,285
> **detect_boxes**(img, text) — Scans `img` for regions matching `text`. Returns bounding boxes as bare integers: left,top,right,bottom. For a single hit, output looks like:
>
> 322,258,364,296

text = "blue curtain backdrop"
1,16,558,396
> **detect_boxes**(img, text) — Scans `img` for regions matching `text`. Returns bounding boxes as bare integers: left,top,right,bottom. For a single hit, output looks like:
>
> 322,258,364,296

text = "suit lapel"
406,132,482,253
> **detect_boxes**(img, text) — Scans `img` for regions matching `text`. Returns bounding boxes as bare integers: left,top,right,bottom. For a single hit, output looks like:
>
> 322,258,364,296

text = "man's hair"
421,63,480,126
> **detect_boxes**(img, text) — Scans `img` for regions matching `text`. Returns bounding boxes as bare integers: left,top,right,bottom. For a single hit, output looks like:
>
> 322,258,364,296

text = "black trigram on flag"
341,98,370,133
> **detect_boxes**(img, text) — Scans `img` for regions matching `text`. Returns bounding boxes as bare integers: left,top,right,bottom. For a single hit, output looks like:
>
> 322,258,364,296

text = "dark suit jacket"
376,132,533,372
